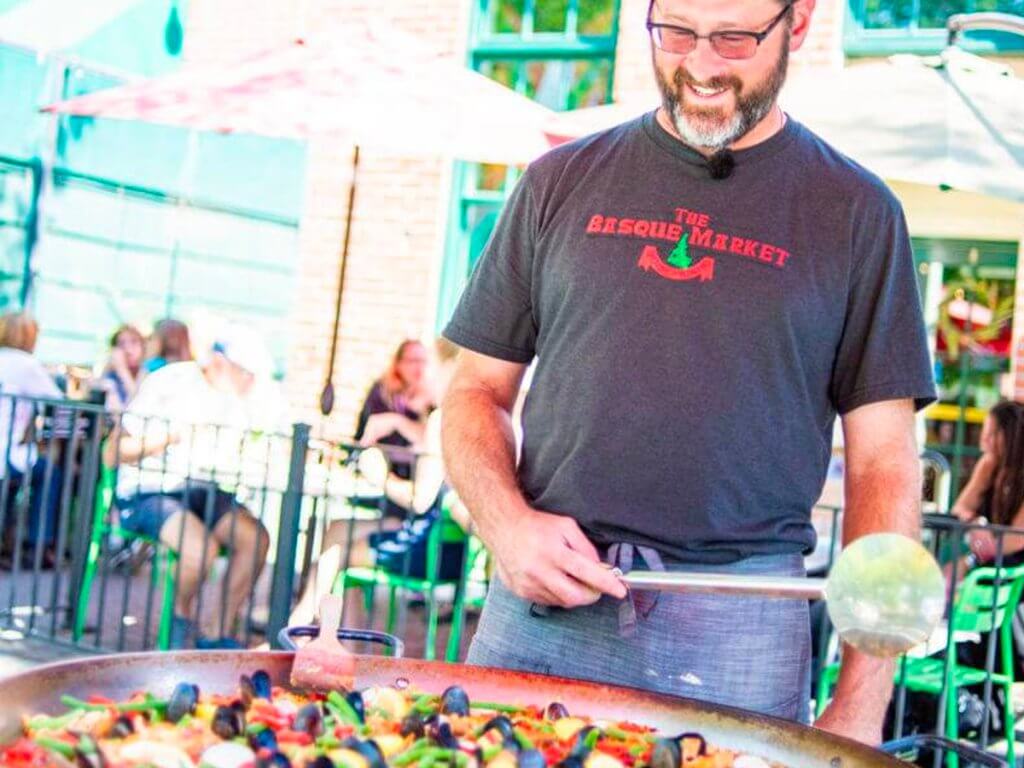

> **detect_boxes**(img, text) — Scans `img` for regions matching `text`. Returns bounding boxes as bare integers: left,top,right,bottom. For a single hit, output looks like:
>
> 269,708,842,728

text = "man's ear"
789,0,816,52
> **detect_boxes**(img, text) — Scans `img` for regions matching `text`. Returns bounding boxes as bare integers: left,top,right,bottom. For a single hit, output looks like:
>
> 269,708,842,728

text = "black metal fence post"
267,422,309,648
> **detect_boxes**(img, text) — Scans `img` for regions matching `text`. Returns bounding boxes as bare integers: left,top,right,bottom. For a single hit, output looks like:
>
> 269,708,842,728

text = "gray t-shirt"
444,111,936,563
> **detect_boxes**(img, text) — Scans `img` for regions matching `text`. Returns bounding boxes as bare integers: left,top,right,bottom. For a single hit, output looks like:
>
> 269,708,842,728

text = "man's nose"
683,38,732,84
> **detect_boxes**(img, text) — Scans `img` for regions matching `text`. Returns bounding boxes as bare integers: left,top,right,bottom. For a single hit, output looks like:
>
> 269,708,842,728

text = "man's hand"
488,507,627,608
815,699,883,745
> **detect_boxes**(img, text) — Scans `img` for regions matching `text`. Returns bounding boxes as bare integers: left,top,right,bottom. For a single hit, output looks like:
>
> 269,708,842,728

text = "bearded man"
440,0,936,745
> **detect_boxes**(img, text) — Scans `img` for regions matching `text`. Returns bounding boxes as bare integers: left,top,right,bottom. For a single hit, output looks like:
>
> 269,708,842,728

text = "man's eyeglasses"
646,2,793,60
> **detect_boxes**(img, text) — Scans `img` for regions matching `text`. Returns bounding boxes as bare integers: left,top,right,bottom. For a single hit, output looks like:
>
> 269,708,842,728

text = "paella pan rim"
0,649,904,767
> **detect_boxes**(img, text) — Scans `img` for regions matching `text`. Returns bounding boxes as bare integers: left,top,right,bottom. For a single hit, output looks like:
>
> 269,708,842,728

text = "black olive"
518,749,546,768
556,757,585,768
251,670,272,699
309,758,335,768
293,702,324,737
545,702,570,721
650,738,682,768
341,737,388,768
166,682,199,723
439,685,471,716
400,713,425,738
249,727,278,752
212,705,244,739
109,715,134,739
676,732,708,757
425,717,460,749
239,675,256,708
256,752,292,768
346,691,366,723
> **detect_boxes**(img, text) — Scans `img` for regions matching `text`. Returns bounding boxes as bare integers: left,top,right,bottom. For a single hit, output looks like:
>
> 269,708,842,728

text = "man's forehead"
652,0,781,26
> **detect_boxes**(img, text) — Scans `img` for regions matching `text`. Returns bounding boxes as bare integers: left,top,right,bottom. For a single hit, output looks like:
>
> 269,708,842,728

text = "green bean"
316,735,342,749
481,743,505,762
412,694,437,715
512,733,536,753
33,737,75,759
470,701,523,714
327,691,361,724
391,742,434,766
59,694,167,713
246,721,268,734
28,709,85,731
604,726,630,741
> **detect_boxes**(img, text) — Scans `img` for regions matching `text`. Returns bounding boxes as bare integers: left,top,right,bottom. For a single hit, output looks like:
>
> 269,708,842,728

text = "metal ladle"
616,533,946,657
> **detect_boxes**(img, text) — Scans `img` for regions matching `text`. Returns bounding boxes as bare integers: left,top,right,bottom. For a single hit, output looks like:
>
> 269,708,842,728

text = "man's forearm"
441,387,529,544
832,447,921,724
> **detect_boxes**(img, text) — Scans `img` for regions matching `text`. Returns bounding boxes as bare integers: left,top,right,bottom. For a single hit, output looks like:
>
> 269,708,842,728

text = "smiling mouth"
687,83,729,98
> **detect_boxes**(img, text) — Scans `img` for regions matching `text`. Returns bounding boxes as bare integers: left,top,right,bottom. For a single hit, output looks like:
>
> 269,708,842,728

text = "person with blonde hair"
0,312,63,565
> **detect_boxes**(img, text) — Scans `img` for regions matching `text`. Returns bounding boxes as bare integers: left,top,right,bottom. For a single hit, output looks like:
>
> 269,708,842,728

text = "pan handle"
880,734,1006,767
277,625,405,658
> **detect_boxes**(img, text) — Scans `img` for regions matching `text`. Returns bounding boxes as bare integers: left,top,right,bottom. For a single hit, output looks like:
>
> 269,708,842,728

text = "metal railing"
0,392,417,653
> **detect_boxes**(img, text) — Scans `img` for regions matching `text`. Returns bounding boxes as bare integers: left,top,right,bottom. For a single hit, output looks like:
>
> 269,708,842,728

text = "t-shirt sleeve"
830,198,937,415
354,382,385,440
443,173,538,363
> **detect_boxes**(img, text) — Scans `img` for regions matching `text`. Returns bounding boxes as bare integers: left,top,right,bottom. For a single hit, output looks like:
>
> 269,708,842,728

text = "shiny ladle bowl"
616,533,947,658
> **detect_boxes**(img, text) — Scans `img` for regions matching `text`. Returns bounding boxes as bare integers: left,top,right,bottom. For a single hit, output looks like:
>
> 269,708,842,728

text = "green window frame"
844,0,1024,57
435,0,621,330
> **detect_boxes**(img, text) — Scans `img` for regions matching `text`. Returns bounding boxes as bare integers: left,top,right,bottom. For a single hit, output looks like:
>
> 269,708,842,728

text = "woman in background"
145,318,193,374
101,324,145,411
0,312,63,565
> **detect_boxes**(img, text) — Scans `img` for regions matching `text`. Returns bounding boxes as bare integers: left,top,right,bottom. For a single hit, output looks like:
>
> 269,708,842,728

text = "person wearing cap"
440,0,936,745
107,325,276,649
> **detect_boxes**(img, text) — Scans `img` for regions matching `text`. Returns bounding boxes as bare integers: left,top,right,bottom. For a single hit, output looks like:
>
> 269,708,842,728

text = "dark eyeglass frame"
645,1,794,60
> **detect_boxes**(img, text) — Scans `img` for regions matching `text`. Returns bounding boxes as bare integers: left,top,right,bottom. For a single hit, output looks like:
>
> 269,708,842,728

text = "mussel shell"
73,747,105,768
248,727,278,752
518,749,546,768
109,715,134,739
400,713,425,738
256,752,292,768
425,717,460,749
212,705,244,739
239,675,256,709
480,715,516,741
439,685,471,716
555,757,585,768
293,702,324,737
251,670,272,699
341,737,388,768
166,682,199,723
544,702,570,721
677,732,708,757
346,691,366,723
650,738,682,768
570,726,602,759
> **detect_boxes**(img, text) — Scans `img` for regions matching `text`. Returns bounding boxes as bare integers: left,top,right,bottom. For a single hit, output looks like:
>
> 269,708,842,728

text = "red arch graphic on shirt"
637,245,715,282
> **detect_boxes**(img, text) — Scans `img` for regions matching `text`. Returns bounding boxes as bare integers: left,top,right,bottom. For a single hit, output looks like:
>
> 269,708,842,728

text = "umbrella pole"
320,144,360,416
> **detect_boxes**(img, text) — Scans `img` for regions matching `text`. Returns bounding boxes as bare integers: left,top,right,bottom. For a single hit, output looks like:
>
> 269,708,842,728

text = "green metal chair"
817,563,1024,766
332,497,486,662
73,461,179,650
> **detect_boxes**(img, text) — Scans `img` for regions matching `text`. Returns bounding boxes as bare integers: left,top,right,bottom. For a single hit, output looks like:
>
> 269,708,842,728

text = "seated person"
354,339,436,486
100,324,145,412
949,400,1024,575
291,339,470,626
0,312,63,565
108,326,274,648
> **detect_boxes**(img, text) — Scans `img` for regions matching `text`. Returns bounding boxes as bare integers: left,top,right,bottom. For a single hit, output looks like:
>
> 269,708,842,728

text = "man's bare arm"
815,398,920,744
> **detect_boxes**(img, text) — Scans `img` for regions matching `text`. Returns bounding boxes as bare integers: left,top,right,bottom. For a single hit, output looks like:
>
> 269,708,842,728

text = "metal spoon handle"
620,570,828,601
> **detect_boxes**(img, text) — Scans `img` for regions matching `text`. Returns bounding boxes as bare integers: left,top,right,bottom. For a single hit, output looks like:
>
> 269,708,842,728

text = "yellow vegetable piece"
553,717,587,742
585,752,625,768
374,733,408,757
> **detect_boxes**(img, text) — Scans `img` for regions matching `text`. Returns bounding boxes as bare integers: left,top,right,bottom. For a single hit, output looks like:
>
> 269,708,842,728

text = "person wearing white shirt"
108,327,277,648
0,312,63,564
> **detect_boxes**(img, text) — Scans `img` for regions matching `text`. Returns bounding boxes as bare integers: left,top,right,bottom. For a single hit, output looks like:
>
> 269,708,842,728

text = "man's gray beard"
654,39,789,153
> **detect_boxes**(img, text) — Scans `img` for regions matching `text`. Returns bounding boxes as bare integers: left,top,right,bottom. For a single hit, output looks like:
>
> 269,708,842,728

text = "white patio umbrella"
42,20,561,413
